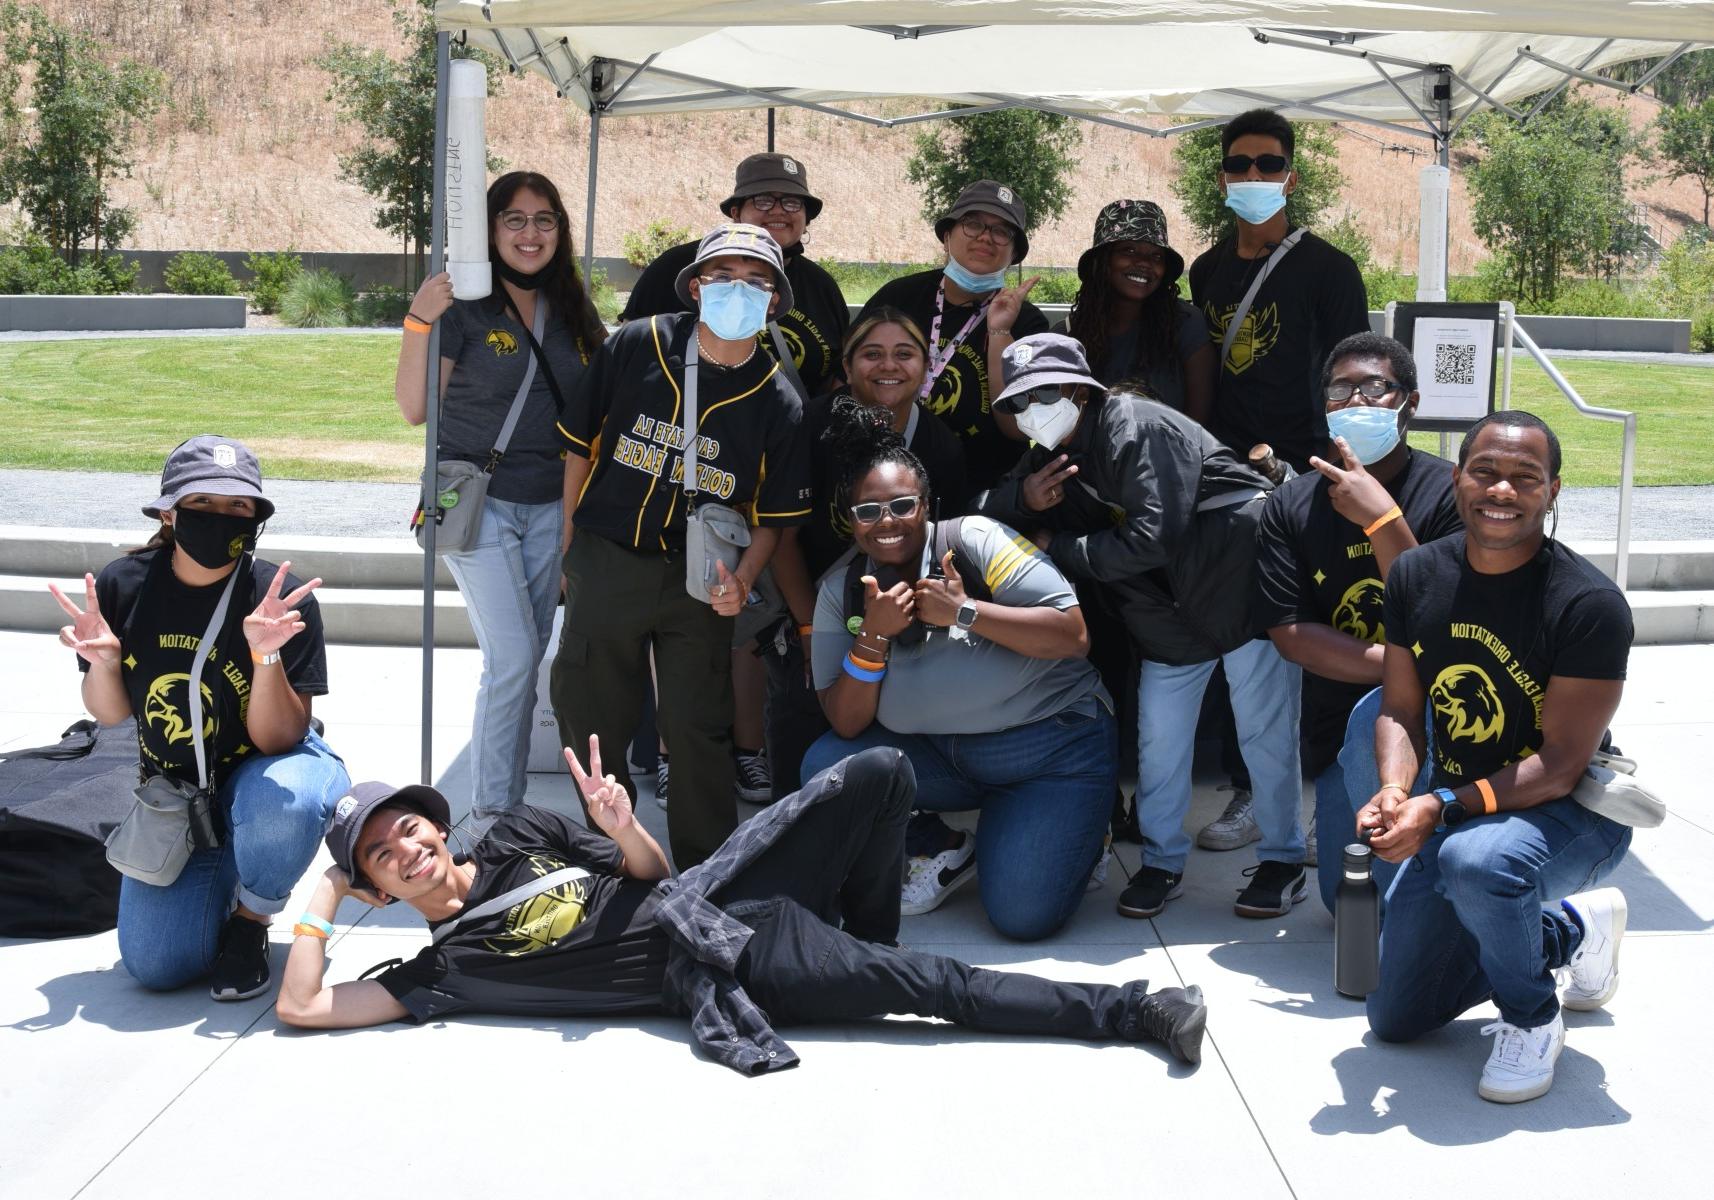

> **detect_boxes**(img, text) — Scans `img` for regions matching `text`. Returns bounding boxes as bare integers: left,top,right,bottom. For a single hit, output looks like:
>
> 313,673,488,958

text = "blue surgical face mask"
699,279,771,341
1326,404,1403,466
943,253,1010,294
1224,180,1289,225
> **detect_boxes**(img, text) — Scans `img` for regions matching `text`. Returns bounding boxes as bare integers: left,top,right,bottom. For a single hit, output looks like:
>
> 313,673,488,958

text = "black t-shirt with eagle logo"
81,550,328,787
1254,448,1461,773
620,239,851,399
377,806,670,1021
438,294,589,506
1187,229,1369,472
859,268,1050,493
1381,533,1632,791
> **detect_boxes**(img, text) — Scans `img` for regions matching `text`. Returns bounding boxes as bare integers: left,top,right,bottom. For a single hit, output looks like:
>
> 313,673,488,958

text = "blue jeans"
1313,687,1433,914
1137,638,1303,874
117,730,349,990
444,495,563,815
1367,799,1631,1037
800,706,1117,942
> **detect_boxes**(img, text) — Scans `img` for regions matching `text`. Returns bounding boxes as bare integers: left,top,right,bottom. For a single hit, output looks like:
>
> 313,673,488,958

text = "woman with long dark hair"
1065,200,1212,426
395,171,607,818
49,435,350,1001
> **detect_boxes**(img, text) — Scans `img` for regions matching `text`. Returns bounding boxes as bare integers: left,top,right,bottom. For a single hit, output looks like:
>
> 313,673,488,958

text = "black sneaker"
1234,860,1308,918
209,914,272,1001
1117,866,1184,919
1125,984,1209,1066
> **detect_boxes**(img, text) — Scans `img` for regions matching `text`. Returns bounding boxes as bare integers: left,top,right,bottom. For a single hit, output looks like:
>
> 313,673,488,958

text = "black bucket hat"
1076,199,1184,286
720,152,823,221
326,781,452,890
934,179,1030,263
143,434,275,521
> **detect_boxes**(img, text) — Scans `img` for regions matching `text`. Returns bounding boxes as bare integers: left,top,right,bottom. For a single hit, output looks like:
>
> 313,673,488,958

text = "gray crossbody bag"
1218,227,1307,371
680,334,754,603
414,298,548,554
105,563,242,887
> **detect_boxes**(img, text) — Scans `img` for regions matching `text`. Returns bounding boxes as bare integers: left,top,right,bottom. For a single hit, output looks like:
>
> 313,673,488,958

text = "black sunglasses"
995,384,1070,415
850,496,922,524
1221,153,1290,175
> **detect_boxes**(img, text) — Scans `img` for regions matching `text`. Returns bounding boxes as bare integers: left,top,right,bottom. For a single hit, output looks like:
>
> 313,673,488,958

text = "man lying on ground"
276,739,1208,1075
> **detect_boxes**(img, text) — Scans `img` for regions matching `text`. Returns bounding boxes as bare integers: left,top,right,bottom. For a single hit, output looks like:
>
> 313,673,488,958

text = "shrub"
0,232,138,295
621,218,691,268
280,268,355,327
244,249,303,314
351,284,411,326
86,253,140,293
1692,309,1714,353
587,265,620,324
1650,234,1714,320
163,251,239,295
1538,279,1664,318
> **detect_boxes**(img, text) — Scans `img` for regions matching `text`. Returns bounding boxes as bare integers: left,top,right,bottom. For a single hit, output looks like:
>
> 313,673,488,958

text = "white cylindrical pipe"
1416,164,1450,302
446,59,490,300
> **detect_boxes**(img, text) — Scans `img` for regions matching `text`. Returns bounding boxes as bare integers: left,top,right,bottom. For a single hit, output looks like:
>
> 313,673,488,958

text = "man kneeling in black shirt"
276,740,1208,1075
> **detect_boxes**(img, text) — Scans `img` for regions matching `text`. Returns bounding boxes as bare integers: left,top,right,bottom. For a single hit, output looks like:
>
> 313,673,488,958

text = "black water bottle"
1334,839,1381,998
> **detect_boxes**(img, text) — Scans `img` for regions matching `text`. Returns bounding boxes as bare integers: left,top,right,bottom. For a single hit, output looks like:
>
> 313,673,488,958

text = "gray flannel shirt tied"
653,748,900,1075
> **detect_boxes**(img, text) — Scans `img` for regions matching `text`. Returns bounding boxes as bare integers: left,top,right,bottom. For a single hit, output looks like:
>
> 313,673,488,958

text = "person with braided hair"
798,403,1116,940
1064,199,1213,426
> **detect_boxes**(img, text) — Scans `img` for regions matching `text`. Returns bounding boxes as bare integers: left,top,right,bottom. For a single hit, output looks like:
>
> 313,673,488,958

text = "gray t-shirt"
1058,298,1206,411
439,296,589,505
812,516,1109,735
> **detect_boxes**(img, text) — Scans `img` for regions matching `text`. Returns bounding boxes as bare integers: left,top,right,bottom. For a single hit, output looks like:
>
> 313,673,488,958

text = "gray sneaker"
1197,787,1260,851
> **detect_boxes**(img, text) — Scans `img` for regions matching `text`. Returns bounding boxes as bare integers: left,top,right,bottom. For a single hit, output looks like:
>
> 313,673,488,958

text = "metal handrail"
1509,321,1637,590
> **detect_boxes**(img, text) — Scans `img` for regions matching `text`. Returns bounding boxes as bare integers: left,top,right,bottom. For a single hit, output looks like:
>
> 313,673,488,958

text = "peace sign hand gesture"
48,573,121,666
244,561,322,658
566,734,633,835
1308,437,1396,531
987,275,1041,336
1022,453,1078,513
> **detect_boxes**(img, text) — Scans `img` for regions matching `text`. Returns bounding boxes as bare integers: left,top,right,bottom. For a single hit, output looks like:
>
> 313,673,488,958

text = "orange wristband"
848,652,888,672
292,923,330,940
1363,505,1403,537
403,315,432,334
1473,777,1498,815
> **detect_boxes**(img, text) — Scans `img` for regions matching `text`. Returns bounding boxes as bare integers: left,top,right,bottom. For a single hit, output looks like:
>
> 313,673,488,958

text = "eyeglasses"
698,272,777,294
850,495,922,524
498,210,562,232
1221,153,1290,176
1325,377,1403,404
956,215,1016,245
746,193,805,214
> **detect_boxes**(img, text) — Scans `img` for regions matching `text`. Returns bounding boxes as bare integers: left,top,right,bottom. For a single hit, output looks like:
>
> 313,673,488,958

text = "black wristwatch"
956,600,979,631
1433,786,1469,831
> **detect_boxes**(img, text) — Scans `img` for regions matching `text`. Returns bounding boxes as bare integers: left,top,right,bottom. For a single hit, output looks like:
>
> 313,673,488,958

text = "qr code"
1434,343,1477,386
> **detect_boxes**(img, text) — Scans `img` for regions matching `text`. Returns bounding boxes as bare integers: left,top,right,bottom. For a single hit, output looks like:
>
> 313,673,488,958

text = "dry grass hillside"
18,0,1708,271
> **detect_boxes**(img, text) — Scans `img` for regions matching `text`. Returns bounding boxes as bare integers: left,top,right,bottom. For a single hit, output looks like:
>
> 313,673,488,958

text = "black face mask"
493,256,552,291
173,508,261,570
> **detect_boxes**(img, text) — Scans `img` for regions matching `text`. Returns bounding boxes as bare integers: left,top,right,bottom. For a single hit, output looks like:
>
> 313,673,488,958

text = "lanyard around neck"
919,278,991,400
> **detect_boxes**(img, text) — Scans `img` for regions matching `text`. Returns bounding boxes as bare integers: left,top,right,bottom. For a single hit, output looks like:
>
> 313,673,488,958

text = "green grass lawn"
0,334,1707,487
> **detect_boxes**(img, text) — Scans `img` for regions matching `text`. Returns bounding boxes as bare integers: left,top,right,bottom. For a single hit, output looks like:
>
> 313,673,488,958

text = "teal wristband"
297,912,334,937
842,655,886,683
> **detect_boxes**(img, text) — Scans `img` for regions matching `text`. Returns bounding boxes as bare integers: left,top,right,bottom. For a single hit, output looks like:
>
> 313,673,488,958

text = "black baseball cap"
326,781,452,889
143,434,275,521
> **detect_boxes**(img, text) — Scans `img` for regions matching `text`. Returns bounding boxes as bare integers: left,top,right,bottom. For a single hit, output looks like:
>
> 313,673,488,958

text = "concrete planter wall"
0,294,246,332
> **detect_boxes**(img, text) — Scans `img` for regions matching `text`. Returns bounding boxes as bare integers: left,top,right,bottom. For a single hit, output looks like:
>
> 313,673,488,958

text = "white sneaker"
1562,887,1627,1011
1477,1013,1565,1103
1196,787,1260,851
1303,820,1318,869
1086,834,1112,893
900,834,977,916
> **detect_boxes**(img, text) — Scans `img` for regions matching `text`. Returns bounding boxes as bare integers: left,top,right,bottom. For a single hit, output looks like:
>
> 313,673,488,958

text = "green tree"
1653,99,1714,226
1609,48,1714,107
905,109,1081,239
1466,98,1637,303
0,3,162,265
1169,120,1343,247
317,0,501,287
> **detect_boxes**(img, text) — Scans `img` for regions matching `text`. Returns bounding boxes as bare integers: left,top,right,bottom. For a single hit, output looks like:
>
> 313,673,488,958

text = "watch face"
956,601,978,628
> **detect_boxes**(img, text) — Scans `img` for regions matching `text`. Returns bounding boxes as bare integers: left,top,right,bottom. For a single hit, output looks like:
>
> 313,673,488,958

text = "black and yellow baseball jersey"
559,312,812,551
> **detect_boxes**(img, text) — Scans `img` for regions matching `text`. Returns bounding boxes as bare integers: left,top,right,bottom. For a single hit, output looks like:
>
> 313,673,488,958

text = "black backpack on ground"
0,718,138,938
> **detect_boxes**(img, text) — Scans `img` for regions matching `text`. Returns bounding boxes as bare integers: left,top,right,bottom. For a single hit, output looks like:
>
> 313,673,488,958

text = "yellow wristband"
403,315,432,334
1473,777,1498,815
1364,505,1404,537
292,923,330,940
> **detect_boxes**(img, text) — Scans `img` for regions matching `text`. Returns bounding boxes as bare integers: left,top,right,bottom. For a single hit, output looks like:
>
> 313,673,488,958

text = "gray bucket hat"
934,179,1030,263
673,222,796,313
1076,199,1185,286
326,780,452,891
720,152,822,222
993,332,1103,412
143,434,275,521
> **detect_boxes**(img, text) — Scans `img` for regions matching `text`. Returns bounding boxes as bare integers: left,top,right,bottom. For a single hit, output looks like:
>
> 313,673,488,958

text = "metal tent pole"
583,107,600,285
768,107,776,151
419,31,451,785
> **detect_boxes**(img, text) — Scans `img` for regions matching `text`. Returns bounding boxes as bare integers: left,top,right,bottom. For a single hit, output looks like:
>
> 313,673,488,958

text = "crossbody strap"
187,562,245,791
683,331,702,505
766,321,811,403
1218,227,1307,372
508,296,582,417
430,865,592,946
484,297,548,472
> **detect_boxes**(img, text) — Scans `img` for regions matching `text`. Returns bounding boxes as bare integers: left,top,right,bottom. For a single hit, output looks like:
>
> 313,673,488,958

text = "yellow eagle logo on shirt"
1332,578,1385,644
1208,301,1280,375
1429,664,1505,745
486,329,520,356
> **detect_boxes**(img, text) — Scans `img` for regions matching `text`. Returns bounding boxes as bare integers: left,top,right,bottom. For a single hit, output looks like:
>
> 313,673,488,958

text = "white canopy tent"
407,0,1713,777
